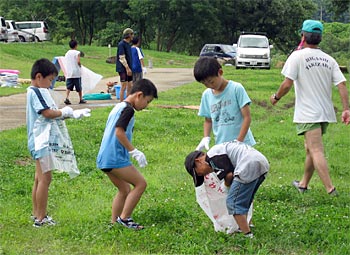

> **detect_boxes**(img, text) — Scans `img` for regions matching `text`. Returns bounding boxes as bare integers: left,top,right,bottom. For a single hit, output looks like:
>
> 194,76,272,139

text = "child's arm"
224,172,233,187
116,127,134,151
77,53,81,67
116,127,147,167
237,104,251,142
41,106,73,119
203,117,212,137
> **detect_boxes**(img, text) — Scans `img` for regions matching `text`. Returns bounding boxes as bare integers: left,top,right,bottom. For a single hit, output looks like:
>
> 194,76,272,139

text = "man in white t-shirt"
270,20,349,196
64,39,86,105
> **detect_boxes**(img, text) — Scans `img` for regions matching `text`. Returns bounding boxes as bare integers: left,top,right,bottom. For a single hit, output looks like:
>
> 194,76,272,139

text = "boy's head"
132,37,139,46
31,58,58,80
31,58,58,88
130,79,158,98
184,150,208,187
128,79,158,111
69,39,78,49
194,56,222,83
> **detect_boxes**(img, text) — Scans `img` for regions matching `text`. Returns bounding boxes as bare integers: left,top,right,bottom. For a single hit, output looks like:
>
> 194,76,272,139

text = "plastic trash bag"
195,172,252,234
33,116,80,178
81,65,102,93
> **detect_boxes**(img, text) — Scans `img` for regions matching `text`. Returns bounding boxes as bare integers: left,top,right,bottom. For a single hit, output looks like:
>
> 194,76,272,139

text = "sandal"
117,216,144,230
292,180,308,193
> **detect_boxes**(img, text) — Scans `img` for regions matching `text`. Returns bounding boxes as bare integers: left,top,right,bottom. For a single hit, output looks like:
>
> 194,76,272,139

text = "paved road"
0,68,194,132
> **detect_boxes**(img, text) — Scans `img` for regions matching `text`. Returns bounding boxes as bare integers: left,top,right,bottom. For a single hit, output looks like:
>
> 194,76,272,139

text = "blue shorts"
226,174,266,215
66,78,82,92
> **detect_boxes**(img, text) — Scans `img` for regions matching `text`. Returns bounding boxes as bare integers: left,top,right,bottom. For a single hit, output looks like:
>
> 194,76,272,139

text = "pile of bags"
0,69,20,87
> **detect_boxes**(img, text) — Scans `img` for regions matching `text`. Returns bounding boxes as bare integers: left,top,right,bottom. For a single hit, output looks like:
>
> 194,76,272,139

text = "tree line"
0,0,349,54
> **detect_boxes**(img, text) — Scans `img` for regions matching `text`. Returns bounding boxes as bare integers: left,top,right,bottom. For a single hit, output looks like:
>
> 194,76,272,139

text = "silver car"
0,16,8,42
6,20,35,42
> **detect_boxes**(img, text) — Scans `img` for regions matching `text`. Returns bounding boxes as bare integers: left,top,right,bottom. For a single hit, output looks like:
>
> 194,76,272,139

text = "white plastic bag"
33,116,80,178
195,172,253,234
81,65,102,93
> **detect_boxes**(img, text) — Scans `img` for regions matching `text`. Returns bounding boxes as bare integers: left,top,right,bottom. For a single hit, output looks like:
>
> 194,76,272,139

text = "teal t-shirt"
198,80,256,146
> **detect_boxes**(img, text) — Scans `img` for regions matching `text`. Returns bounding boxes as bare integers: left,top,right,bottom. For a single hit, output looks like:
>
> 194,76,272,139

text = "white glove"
73,108,91,119
220,181,229,194
196,137,210,150
129,149,147,167
60,106,74,118
142,67,147,75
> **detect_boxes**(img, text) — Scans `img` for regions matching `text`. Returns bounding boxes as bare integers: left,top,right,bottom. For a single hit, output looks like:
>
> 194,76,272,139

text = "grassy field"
0,43,350,254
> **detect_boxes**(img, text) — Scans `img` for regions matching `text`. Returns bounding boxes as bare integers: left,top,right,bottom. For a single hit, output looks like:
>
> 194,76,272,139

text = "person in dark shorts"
96,79,158,230
64,39,86,104
116,28,134,101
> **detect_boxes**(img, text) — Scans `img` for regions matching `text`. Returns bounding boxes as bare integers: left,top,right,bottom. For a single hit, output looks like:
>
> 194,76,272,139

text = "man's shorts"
132,72,143,83
296,122,329,136
226,174,266,215
66,78,82,92
119,72,133,82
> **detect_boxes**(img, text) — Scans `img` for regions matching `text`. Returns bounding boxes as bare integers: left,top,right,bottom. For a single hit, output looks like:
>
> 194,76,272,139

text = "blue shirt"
97,102,135,169
131,46,144,73
26,86,57,158
198,80,256,146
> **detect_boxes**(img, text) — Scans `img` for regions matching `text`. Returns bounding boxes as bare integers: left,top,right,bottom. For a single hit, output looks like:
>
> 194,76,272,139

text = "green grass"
0,63,349,254
0,42,198,96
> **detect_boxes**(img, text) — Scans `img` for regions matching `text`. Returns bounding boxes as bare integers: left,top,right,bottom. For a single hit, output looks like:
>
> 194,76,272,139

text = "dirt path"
0,68,194,132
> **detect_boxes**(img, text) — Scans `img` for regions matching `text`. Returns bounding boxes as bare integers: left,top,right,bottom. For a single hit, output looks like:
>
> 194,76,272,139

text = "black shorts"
66,78,82,92
119,72,133,82
101,168,113,173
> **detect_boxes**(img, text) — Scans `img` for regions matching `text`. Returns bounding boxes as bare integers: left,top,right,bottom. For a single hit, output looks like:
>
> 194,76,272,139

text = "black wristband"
273,93,280,100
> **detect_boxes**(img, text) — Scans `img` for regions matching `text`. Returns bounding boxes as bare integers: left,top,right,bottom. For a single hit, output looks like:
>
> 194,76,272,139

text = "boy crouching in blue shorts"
185,141,269,238
97,79,158,230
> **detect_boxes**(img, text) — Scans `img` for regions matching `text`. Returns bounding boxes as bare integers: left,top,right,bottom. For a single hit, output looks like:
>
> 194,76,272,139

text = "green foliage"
1,66,350,254
320,22,350,65
0,0,339,54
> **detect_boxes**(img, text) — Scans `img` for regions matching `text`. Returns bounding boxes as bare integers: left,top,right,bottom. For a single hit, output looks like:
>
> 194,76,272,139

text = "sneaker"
116,216,144,230
64,98,71,105
33,215,56,228
328,187,338,196
292,180,308,193
79,99,87,104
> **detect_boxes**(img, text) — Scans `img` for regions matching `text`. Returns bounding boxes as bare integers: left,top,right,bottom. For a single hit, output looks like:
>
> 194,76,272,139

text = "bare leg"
33,160,52,221
78,91,83,101
299,140,315,188
106,166,147,222
234,214,250,234
106,172,131,223
303,128,334,193
120,81,127,101
66,89,70,100
126,81,133,96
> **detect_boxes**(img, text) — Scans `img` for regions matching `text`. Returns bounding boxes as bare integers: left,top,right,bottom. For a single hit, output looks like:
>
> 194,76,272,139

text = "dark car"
199,44,236,65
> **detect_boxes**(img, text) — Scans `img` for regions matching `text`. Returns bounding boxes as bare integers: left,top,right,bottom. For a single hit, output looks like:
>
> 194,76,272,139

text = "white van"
15,21,50,41
235,33,272,69
0,16,8,42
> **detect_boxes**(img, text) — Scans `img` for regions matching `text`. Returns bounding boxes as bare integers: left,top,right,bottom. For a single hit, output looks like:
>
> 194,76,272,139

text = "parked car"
15,21,50,41
5,20,19,42
0,16,8,42
6,20,35,42
200,44,236,65
235,32,273,69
